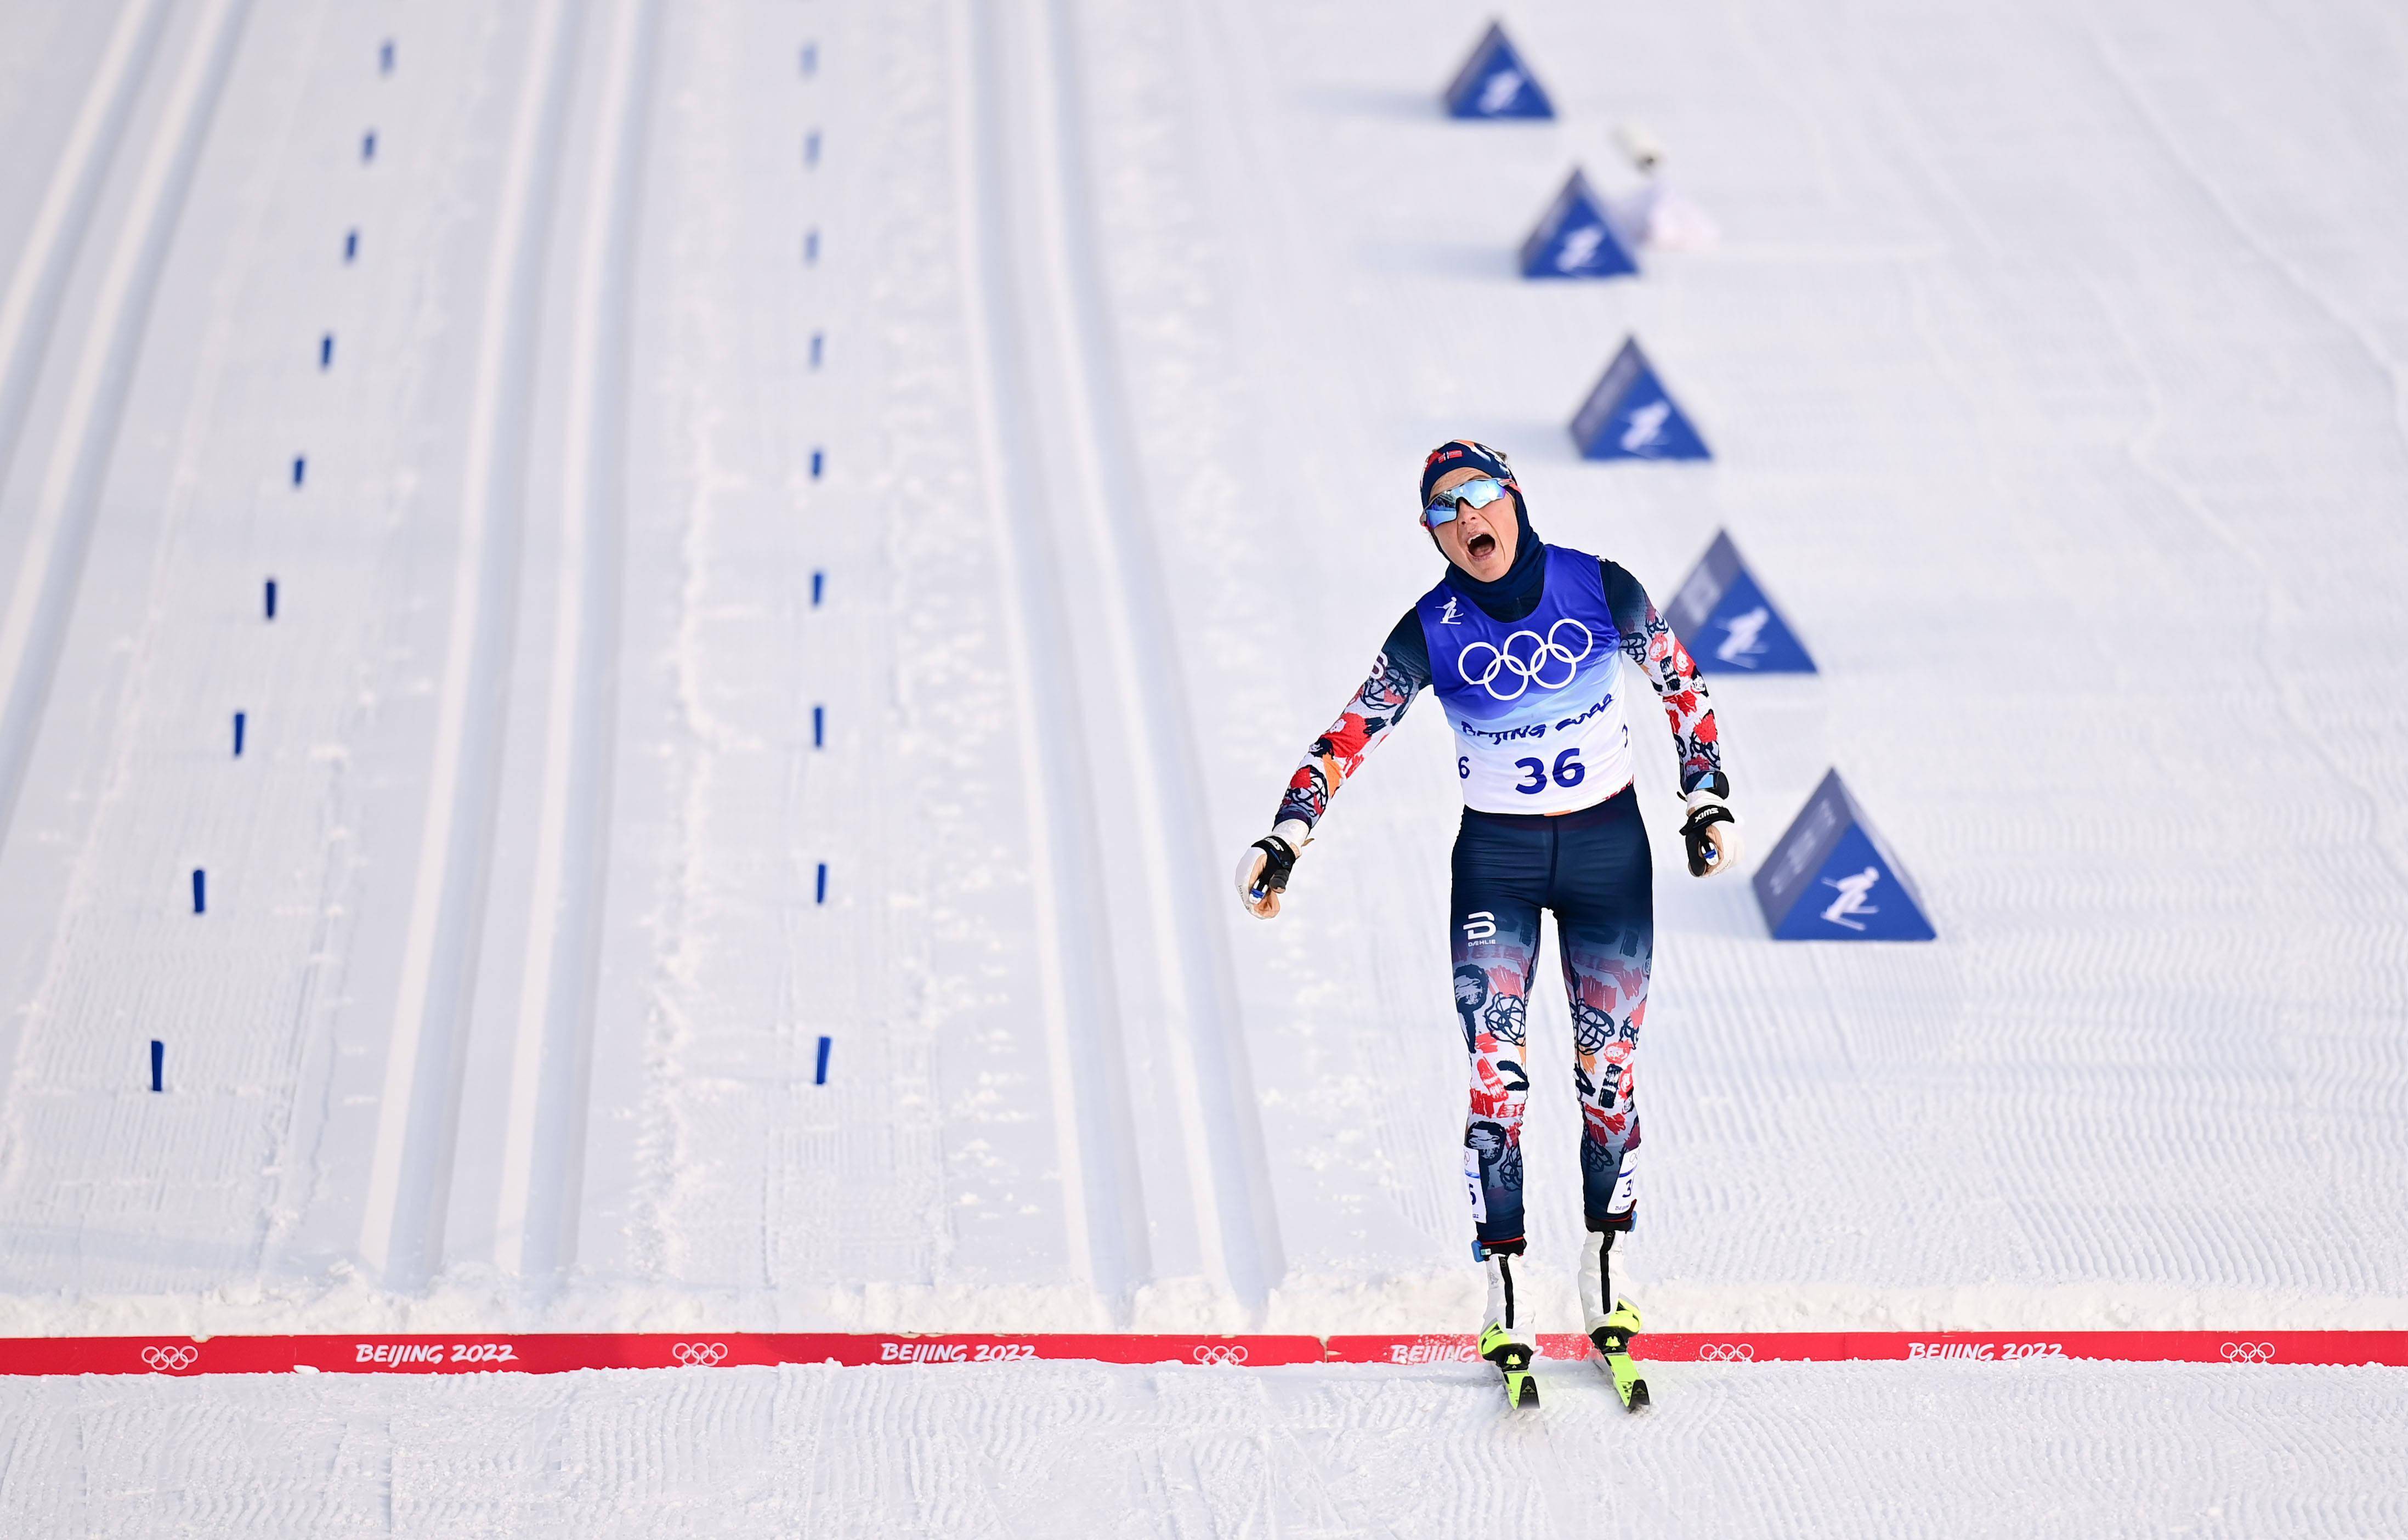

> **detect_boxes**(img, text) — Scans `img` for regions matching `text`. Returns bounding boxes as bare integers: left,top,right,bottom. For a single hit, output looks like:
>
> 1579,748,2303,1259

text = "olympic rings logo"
141,1345,199,1373
2220,1341,2275,1363
672,1342,729,1367
1696,1343,1754,1363
1457,619,1593,701
1191,1345,1250,1366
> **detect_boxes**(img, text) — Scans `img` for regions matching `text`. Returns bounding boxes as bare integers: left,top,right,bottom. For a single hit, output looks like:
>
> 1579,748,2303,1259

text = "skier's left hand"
1680,789,1741,877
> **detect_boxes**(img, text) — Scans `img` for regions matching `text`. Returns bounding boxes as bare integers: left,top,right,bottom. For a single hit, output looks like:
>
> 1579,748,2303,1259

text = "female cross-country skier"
1233,439,1741,1410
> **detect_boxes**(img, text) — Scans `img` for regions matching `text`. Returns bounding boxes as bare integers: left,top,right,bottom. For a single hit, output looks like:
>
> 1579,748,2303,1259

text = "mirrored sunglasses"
1424,476,1511,527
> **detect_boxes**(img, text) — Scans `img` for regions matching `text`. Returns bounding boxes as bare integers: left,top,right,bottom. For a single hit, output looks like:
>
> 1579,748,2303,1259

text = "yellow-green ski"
1590,1299,1650,1412
1480,1322,1540,1409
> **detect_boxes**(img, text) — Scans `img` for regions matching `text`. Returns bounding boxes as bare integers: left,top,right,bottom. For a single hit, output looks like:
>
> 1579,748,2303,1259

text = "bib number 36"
1512,748,1585,795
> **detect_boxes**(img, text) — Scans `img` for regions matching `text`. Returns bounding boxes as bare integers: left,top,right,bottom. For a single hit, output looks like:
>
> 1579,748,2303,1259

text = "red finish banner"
1,1330,2400,1379
0,1333,1325,1378
1325,1330,2408,1368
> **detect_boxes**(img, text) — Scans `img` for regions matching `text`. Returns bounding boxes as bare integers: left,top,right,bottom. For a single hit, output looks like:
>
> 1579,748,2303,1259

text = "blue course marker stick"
809,332,823,369
811,571,824,607
191,869,206,914
362,130,376,162
810,449,823,479
292,455,305,486
319,334,333,369
815,863,828,904
813,705,824,748
804,131,820,166
264,579,277,619
804,230,818,264
343,230,358,262
801,43,817,76
233,711,246,757
814,1035,831,1085
380,39,394,74
151,1040,163,1093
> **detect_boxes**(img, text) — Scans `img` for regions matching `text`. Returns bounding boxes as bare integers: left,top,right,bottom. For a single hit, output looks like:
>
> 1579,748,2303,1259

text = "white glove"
1234,820,1311,918
1680,788,1741,877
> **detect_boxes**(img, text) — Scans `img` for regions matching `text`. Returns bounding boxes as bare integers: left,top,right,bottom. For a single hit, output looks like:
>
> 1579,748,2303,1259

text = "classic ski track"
0,0,244,856
0,0,170,501
1021,0,1286,1318
492,0,660,1284
359,0,583,1288
0,0,329,1285
950,0,1152,1316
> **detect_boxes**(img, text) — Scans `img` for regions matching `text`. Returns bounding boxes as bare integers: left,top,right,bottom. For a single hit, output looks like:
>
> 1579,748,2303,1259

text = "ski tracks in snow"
951,0,1283,1322
0,0,169,510
361,0,583,1288
0,0,245,859
491,0,660,1286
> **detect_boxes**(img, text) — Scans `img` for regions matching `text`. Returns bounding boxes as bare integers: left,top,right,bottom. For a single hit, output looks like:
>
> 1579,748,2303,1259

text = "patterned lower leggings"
1451,783,1654,1249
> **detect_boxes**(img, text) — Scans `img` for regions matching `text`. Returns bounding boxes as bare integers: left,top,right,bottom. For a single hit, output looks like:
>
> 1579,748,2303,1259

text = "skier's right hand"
1234,822,1310,918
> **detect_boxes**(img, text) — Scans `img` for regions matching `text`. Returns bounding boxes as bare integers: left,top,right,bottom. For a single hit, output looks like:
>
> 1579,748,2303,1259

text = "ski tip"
1501,1369,1539,1409
1625,1378,1650,1412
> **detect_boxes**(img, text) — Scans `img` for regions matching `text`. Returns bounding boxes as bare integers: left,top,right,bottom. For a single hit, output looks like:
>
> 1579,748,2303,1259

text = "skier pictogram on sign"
1664,530,1815,674
1519,169,1638,279
1754,770,1936,941
1443,21,1555,120
1569,337,1710,461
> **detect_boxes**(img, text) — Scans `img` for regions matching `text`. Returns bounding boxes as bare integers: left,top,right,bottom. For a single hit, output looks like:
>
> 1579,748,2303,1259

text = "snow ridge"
492,0,661,1286
360,0,583,1289
0,0,168,502
1030,0,1287,1321
950,0,1153,1316
0,0,246,850
954,0,1287,1324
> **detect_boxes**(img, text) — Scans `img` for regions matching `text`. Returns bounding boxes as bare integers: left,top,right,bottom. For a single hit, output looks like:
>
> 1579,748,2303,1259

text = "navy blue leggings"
1452,783,1654,1249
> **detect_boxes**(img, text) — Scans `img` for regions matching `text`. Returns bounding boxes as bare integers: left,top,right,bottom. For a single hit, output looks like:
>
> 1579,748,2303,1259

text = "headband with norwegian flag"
1419,439,1519,511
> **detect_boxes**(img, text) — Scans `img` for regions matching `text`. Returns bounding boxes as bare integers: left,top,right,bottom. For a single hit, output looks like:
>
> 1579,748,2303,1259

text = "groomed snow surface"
5,1361,2405,1537
0,0,2403,1532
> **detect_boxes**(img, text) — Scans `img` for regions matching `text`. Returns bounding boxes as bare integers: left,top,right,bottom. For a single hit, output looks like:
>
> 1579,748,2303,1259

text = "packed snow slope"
4,1359,2405,1538
1,0,2404,1349
5,0,2408,1532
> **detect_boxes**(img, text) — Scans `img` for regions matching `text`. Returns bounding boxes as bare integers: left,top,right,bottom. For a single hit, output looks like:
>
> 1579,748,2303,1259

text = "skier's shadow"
1656,863,1767,942
1293,83,1441,122
1356,240,1517,283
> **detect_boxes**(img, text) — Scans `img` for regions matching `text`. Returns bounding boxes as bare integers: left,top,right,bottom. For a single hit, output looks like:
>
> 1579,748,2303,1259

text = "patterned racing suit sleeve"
1601,560,1726,797
1273,610,1434,832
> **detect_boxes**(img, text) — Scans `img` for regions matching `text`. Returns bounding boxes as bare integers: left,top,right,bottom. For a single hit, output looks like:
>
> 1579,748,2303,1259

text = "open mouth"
1466,531,1498,562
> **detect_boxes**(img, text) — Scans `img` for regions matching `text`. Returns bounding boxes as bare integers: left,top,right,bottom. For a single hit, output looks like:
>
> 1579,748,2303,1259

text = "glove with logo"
1680,787,1741,878
1234,821,1311,918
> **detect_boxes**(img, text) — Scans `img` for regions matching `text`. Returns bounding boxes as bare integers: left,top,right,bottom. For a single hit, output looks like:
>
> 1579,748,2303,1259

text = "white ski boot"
1579,1228,1648,1411
1478,1242,1538,1409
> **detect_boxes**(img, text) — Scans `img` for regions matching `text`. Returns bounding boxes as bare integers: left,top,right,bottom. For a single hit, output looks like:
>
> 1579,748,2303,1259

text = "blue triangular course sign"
1754,770,1937,941
1443,21,1555,120
1569,337,1710,460
1519,169,1638,279
1664,530,1816,675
